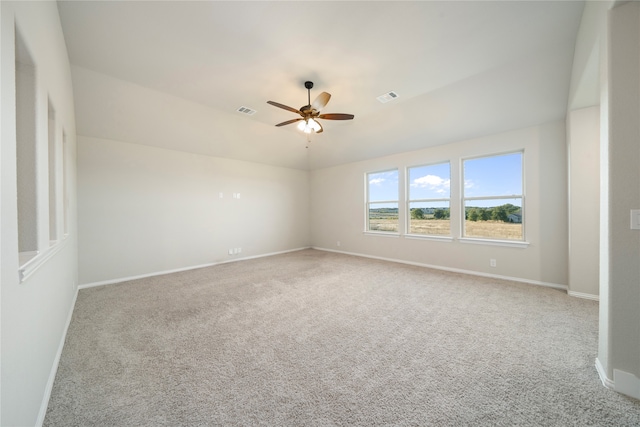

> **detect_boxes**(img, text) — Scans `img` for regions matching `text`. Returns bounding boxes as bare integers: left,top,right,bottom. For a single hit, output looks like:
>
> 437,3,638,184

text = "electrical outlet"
237,247,242,254
490,259,497,268
337,241,341,247
228,249,233,255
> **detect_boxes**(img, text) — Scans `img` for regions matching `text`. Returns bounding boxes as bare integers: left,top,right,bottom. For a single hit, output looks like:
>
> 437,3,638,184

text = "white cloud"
369,177,385,185
411,175,450,191
464,179,475,189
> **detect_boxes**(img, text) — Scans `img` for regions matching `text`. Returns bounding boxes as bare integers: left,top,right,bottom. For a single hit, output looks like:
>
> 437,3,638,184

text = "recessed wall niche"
48,100,58,242
15,27,39,262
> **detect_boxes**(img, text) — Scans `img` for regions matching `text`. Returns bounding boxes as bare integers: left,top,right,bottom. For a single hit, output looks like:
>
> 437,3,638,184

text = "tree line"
410,203,521,223
411,208,450,220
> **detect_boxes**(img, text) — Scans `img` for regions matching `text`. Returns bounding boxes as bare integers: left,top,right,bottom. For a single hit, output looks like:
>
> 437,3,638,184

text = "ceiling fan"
267,81,354,134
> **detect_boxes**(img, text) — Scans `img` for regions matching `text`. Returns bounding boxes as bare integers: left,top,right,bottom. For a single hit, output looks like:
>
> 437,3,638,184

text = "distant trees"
433,209,448,219
407,204,519,223
465,204,520,222
410,208,450,220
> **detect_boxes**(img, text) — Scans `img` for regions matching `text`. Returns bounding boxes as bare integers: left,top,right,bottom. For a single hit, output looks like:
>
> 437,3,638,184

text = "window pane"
463,198,522,240
368,170,398,202
409,163,450,200
464,152,522,197
409,201,450,235
368,202,398,232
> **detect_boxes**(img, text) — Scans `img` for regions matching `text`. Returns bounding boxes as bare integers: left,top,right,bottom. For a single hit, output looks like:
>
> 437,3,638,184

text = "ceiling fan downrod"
305,81,313,110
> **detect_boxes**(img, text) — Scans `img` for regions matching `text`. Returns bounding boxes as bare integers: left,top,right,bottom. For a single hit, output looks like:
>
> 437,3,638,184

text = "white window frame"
460,151,527,245
365,169,400,235
406,161,452,239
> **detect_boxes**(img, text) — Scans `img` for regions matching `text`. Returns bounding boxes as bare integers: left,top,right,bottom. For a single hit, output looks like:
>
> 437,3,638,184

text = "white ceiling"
57,1,585,170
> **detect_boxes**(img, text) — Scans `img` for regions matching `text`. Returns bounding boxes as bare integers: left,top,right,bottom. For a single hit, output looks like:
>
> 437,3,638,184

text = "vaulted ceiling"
58,1,585,170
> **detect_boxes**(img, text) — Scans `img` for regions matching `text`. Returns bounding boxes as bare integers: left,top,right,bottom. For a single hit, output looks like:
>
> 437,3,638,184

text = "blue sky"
463,152,522,198
368,170,399,203
368,152,522,207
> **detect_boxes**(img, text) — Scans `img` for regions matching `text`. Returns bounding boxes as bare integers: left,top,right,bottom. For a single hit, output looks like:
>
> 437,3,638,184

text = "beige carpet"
45,249,640,426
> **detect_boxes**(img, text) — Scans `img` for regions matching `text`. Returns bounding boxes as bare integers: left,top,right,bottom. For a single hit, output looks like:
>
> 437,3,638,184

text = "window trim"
460,150,526,243
365,168,400,234
405,161,452,237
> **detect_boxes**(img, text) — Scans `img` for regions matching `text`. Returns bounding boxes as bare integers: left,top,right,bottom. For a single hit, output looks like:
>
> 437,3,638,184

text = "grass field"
369,219,523,240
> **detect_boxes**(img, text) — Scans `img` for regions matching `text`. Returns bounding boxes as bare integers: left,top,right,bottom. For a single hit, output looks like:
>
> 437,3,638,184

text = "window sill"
19,251,39,267
19,238,67,283
363,231,400,238
404,234,453,242
459,237,529,248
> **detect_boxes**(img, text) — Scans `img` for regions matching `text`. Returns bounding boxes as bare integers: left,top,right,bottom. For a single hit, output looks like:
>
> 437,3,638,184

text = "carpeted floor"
45,249,640,426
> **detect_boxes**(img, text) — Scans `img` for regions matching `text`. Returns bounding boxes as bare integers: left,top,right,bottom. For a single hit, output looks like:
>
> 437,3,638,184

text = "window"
462,152,523,241
407,162,451,236
366,169,399,233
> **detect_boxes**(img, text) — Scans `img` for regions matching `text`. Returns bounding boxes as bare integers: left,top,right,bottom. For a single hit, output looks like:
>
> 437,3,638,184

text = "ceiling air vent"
376,91,399,103
237,106,256,115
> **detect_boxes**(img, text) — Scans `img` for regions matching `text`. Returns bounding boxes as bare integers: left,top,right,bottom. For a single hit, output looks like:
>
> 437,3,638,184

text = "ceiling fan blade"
275,118,304,127
267,101,302,115
311,92,331,111
315,120,324,134
317,113,354,120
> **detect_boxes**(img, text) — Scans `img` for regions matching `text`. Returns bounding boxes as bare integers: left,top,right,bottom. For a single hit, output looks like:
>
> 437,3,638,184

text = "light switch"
631,209,640,230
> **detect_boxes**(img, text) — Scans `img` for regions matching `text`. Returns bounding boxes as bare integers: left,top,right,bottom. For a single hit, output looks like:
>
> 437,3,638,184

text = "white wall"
78,136,310,285
563,1,613,301
564,0,622,386
310,121,568,287
1,2,78,426
72,64,311,286
567,106,600,298
597,1,640,400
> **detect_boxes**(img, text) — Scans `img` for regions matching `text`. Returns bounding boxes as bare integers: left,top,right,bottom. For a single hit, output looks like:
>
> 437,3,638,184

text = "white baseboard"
79,262,218,289
614,369,640,399
595,358,640,399
312,246,568,291
217,246,311,266
567,290,600,301
78,247,311,289
36,287,78,427
596,358,615,390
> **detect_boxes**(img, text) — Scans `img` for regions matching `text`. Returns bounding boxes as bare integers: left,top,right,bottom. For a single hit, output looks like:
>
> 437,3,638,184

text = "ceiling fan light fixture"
298,118,321,134
308,118,321,133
